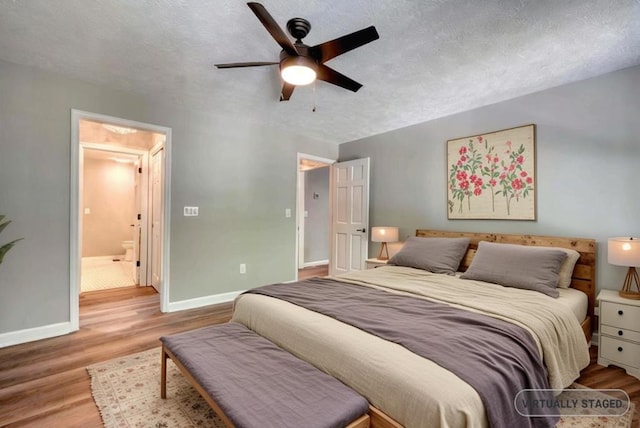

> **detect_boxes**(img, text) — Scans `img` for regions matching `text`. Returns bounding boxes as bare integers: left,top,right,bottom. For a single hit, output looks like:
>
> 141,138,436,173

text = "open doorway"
296,153,335,280
70,110,172,331
81,148,142,292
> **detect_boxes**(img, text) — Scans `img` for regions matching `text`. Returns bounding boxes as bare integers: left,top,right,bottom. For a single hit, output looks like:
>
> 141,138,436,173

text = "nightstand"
365,258,388,269
597,290,640,380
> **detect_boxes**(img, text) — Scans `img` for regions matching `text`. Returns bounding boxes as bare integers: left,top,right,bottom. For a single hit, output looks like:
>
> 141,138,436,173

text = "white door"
330,158,370,276
150,148,164,292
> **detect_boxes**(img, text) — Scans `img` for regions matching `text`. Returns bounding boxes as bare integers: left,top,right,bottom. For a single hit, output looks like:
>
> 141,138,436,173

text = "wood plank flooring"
298,264,329,280
1,268,638,427
0,286,232,427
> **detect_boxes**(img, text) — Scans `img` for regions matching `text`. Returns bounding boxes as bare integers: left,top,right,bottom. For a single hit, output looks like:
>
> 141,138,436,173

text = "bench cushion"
161,322,369,428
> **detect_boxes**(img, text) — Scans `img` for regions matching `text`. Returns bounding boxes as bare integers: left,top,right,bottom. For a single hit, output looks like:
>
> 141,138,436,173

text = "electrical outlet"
285,208,291,218
184,206,199,216
239,263,246,274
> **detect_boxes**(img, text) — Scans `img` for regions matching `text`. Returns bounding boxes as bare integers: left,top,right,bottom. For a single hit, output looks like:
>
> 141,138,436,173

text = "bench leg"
161,345,168,399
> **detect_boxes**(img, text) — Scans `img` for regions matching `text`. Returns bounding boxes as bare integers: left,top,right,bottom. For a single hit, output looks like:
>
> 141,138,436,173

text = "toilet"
122,240,134,261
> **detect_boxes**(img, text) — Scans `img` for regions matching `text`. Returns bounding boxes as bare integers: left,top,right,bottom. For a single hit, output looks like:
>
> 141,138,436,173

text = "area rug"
88,348,226,427
88,348,636,428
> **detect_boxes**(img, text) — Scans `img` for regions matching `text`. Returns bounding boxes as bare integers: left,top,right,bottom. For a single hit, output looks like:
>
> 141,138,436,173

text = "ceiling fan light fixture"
280,56,316,86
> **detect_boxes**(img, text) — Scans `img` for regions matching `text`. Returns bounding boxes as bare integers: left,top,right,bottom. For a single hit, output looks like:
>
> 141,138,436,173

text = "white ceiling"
1,0,638,144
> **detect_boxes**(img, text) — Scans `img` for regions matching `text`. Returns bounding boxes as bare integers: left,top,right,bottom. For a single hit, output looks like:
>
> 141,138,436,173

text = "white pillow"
555,248,580,289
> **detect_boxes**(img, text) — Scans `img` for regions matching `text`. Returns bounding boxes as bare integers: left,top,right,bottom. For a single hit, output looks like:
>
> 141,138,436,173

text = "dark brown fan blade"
310,26,379,63
215,62,279,69
247,2,298,56
316,64,362,92
280,82,295,101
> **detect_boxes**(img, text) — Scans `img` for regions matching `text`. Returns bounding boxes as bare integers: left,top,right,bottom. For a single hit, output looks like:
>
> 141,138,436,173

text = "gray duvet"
246,277,558,428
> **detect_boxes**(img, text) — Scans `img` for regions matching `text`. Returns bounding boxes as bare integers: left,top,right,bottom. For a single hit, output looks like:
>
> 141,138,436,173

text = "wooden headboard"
416,230,597,341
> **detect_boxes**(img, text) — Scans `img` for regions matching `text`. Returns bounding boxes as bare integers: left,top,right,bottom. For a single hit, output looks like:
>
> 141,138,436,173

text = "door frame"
70,110,173,331
295,153,335,280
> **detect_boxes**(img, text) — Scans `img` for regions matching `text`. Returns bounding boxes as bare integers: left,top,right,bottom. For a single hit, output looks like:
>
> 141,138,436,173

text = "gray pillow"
460,241,567,297
387,237,470,275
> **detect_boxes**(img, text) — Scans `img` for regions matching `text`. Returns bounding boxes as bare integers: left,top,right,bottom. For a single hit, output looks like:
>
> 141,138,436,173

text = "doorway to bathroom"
80,147,144,292
70,110,172,330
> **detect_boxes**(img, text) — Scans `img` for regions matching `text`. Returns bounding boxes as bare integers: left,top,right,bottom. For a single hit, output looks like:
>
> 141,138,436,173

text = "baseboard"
0,321,75,348
166,290,245,313
302,260,329,268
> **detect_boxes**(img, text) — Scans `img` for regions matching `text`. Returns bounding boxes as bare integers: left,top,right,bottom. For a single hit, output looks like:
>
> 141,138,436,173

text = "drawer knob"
618,330,624,336
617,346,623,352
618,310,624,315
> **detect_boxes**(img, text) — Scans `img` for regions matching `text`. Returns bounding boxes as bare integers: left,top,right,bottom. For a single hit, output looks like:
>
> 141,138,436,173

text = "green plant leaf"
0,238,23,264
0,219,10,235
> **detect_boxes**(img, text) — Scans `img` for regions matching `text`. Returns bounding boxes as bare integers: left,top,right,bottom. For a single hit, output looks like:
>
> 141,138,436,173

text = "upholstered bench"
160,322,370,428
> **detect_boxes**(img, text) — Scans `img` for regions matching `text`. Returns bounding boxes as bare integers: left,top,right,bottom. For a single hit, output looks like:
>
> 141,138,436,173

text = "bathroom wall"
82,154,136,257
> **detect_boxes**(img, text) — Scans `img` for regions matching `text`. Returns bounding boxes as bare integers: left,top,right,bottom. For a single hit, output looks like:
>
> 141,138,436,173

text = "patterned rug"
88,348,636,428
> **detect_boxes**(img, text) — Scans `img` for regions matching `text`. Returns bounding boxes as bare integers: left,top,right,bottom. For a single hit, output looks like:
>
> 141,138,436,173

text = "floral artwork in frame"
447,124,536,220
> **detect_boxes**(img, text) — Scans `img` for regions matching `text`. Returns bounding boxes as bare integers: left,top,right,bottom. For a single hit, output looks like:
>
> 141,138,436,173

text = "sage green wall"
339,65,640,292
0,58,336,334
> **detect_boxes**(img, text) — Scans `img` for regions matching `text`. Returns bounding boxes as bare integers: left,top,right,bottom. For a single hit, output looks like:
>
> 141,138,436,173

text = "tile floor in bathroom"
81,256,136,292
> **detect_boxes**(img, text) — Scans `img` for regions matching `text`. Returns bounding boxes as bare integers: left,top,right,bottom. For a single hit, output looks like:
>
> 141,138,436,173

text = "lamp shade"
371,227,399,243
608,237,640,267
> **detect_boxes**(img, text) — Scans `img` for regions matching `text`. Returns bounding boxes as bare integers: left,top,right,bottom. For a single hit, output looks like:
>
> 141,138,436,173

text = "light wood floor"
298,264,329,280
0,287,233,427
1,268,638,427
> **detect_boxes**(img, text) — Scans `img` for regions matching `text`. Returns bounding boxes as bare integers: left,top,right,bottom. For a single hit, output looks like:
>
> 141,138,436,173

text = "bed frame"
366,230,598,427
161,229,597,428
415,229,597,342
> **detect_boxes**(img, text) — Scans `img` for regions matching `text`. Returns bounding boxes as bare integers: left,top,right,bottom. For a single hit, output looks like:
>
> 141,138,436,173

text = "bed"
231,230,596,428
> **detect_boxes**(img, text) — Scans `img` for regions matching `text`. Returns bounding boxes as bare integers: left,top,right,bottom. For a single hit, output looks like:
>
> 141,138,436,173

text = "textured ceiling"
0,0,638,144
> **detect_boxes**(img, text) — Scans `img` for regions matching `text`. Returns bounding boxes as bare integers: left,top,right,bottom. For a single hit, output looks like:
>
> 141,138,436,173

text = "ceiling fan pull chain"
312,81,317,112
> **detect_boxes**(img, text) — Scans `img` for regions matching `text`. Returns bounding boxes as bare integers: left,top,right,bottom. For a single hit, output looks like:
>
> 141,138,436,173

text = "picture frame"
447,124,536,220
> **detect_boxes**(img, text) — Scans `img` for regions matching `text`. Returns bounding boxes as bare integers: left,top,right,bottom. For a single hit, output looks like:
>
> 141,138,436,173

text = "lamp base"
619,267,640,300
377,242,389,261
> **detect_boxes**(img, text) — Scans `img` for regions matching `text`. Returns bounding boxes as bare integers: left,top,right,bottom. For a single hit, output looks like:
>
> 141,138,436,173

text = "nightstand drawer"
600,336,640,368
601,325,640,343
600,301,640,331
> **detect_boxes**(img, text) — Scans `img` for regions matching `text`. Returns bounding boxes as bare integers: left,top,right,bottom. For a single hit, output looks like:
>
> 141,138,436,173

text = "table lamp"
371,227,399,260
608,237,640,299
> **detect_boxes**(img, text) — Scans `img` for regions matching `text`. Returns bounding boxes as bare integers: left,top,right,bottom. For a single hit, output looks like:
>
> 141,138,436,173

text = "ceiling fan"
215,2,379,101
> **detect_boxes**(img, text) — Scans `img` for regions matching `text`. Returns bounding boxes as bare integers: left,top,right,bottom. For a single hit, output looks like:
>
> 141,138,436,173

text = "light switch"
184,206,199,216
84,208,91,215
